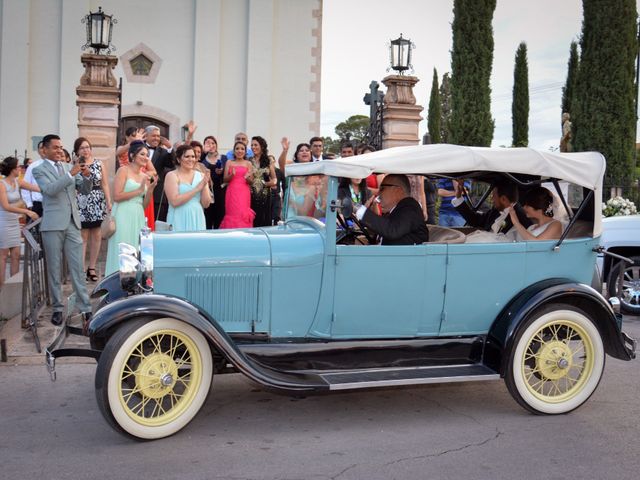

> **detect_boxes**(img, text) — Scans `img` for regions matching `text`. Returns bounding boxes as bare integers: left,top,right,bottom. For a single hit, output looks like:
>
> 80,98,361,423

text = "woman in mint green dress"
105,141,156,275
164,144,211,232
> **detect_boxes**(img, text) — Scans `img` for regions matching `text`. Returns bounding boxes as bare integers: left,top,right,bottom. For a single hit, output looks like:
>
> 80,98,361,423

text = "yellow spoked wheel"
506,305,605,415
96,318,213,440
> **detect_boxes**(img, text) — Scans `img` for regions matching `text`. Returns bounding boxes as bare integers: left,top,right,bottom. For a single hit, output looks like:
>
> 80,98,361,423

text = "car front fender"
88,294,328,393
91,271,128,312
484,279,635,375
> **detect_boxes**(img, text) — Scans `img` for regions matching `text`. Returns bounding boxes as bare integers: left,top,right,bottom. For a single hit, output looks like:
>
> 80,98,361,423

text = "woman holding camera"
73,137,111,282
105,141,156,276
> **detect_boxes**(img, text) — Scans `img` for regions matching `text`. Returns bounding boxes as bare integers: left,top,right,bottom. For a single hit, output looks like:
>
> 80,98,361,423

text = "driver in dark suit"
355,174,428,245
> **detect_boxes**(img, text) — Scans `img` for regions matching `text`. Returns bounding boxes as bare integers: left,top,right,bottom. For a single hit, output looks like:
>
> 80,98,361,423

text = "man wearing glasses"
355,174,429,245
309,137,328,162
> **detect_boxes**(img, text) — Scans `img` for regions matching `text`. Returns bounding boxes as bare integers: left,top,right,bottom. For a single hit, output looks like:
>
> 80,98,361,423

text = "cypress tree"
439,72,452,143
450,0,496,146
428,68,442,144
512,42,529,147
561,41,579,116
573,0,637,185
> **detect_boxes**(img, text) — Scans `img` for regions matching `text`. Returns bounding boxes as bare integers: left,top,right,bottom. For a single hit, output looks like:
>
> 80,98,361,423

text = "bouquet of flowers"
602,196,638,217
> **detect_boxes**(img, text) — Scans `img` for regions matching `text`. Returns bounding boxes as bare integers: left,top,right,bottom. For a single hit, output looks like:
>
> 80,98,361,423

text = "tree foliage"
561,41,579,116
428,68,442,143
450,0,496,146
322,136,341,155
334,115,370,143
439,72,453,143
573,0,637,184
512,42,529,147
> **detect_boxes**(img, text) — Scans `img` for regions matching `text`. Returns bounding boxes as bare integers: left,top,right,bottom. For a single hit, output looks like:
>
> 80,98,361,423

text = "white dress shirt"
21,159,44,207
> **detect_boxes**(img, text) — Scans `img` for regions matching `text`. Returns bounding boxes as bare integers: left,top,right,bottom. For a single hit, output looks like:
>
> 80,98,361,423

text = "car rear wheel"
607,256,640,315
95,318,213,440
505,304,605,415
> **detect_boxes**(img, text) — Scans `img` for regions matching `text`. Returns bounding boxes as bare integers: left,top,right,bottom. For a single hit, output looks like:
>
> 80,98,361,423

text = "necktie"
54,161,64,177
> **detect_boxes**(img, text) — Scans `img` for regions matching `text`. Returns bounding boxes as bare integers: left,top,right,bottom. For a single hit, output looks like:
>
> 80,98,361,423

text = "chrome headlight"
118,242,140,291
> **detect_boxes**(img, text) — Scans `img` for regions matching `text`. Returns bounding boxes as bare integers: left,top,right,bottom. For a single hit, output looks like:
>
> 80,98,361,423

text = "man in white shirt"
21,141,45,216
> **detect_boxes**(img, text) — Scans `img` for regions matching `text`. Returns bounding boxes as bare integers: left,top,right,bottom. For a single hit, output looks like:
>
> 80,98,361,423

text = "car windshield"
284,174,329,221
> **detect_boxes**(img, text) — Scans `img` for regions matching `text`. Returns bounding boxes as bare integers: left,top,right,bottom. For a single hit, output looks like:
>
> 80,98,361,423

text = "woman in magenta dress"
220,141,255,228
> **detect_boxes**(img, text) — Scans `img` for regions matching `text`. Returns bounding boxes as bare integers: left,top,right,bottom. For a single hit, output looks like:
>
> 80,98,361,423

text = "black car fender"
484,279,635,375
91,272,128,311
88,293,327,393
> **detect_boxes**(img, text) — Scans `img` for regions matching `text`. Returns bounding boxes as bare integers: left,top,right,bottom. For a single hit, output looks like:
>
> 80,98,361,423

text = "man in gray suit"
33,134,93,326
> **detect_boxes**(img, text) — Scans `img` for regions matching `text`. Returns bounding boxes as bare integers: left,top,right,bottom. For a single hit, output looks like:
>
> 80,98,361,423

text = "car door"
330,243,447,338
440,242,526,335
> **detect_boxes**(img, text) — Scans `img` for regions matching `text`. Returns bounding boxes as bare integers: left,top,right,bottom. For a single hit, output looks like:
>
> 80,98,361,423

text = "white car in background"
595,215,640,315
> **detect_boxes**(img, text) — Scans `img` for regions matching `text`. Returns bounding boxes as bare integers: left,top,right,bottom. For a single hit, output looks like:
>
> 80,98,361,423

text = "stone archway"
118,116,169,146
120,104,181,144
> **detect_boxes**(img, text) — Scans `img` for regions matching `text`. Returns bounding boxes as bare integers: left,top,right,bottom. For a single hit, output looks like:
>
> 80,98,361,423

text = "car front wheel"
607,256,640,315
505,304,605,415
95,318,213,440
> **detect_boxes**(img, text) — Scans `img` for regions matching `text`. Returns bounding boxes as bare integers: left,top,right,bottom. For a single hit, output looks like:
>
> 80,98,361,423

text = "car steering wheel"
336,210,377,245
348,213,377,244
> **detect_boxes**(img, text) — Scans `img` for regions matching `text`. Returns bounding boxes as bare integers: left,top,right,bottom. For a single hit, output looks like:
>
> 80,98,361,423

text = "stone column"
381,75,423,149
381,75,426,217
76,54,120,182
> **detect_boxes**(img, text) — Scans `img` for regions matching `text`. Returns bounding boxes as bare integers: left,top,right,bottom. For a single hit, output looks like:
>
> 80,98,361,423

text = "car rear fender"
88,294,328,392
484,279,635,375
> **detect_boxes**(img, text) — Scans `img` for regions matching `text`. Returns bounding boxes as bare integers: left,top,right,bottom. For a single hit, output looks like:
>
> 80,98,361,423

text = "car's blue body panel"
441,237,600,335
150,196,601,341
328,244,447,338
153,222,328,336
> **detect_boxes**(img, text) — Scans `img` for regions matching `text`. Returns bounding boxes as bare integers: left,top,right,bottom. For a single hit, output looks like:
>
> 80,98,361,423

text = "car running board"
319,364,499,391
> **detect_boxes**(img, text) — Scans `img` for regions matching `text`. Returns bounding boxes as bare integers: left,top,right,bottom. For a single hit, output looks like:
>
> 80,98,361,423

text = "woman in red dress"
219,142,255,229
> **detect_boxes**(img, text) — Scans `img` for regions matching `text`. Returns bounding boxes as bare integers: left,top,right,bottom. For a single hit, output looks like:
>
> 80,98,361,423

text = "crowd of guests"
0,127,347,289
0,126,564,303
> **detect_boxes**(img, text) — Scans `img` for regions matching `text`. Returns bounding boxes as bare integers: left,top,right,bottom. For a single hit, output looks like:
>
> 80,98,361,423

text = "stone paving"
0,267,101,365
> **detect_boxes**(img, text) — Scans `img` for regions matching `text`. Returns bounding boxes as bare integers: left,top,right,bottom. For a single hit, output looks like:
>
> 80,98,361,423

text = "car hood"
154,229,271,268
602,214,640,229
153,221,325,269
601,214,640,247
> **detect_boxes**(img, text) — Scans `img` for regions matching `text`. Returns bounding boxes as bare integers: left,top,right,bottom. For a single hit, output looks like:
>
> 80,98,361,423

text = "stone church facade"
0,0,323,161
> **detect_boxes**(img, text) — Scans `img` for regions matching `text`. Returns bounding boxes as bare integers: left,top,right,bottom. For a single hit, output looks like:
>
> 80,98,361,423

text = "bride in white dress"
509,187,563,241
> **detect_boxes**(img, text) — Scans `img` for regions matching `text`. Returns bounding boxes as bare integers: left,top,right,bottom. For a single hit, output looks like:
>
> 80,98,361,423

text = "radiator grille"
185,273,260,324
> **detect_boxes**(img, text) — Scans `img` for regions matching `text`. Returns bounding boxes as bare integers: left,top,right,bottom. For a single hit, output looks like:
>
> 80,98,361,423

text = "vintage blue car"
47,144,636,440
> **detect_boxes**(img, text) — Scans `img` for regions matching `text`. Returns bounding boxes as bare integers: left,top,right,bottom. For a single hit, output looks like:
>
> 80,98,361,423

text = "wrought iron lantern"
82,6,117,55
388,34,414,74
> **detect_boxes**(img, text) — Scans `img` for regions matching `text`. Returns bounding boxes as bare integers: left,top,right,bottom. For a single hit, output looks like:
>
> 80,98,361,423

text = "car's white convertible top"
285,144,605,191
285,143,606,236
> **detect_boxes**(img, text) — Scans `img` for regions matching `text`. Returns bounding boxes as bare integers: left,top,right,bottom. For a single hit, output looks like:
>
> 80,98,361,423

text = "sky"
320,0,628,151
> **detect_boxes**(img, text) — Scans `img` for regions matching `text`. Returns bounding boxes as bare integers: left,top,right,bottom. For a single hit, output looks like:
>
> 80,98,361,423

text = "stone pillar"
381,75,426,218
381,75,423,149
76,54,120,182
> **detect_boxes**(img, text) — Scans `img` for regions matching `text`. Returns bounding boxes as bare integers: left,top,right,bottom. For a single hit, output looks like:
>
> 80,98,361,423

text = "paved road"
1,317,639,480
